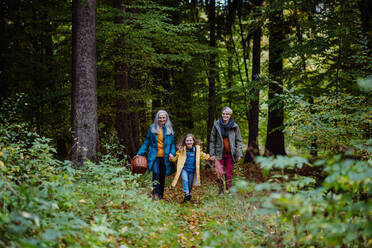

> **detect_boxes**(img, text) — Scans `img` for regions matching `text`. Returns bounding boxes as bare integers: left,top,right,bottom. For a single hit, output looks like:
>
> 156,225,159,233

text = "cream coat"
170,145,210,187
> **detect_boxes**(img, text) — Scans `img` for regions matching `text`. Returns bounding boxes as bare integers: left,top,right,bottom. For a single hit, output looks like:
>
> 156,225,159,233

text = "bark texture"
114,0,140,158
265,0,286,156
207,0,217,151
359,0,372,54
71,0,99,165
245,0,263,162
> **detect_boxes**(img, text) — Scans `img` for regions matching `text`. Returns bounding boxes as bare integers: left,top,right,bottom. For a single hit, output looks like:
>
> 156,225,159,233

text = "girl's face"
221,110,231,123
185,136,194,149
158,113,167,126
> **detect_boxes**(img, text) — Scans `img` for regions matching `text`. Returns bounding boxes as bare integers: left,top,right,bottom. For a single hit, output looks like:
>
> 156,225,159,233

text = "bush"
0,118,146,247
255,155,372,247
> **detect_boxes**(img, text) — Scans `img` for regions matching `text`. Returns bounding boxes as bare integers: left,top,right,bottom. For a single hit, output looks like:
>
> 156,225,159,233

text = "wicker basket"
131,155,148,174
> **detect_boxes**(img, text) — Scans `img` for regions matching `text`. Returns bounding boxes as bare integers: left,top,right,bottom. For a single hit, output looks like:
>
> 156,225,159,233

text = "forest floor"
162,162,264,203
132,164,283,247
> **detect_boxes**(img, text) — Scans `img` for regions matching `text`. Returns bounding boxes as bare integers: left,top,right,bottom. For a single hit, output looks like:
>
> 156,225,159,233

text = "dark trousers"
152,157,165,198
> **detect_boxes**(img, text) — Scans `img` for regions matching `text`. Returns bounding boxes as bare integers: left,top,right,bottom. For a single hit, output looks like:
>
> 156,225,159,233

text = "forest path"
161,162,264,203
160,168,219,246
148,164,274,247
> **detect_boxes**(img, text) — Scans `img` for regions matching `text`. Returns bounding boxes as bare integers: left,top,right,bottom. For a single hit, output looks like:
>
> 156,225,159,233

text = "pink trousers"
215,153,234,190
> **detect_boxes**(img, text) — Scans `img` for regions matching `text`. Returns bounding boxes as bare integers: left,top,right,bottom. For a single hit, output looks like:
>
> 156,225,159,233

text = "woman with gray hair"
137,110,176,200
210,107,243,194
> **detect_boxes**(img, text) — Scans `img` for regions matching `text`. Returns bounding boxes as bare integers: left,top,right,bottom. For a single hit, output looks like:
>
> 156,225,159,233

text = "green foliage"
95,0,213,142
1,0,72,157
256,155,312,180
285,89,371,156
357,76,372,92
201,195,277,247
2,114,371,247
257,155,310,170
0,118,144,247
254,155,372,247
1,116,269,247
1,0,372,246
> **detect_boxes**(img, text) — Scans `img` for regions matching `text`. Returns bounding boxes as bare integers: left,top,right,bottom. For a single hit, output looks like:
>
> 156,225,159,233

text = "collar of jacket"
214,120,237,137
180,144,199,152
150,124,167,135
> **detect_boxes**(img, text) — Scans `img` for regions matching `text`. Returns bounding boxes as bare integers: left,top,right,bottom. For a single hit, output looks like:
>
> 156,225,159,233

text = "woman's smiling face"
158,113,167,126
222,110,231,123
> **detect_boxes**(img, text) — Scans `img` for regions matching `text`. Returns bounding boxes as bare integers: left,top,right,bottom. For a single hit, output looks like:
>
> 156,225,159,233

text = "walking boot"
184,194,191,202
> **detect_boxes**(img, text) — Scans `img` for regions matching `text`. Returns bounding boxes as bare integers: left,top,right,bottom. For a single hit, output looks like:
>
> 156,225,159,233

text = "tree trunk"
295,8,318,157
226,38,233,107
127,78,141,157
207,0,217,151
172,71,194,131
359,0,372,54
113,0,130,157
152,68,168,117
0,15,9,100
121,77,140,157
265,0,286,156
237,2,251,123
191,0,199,22
114,62,130,153
309,96,318,156
225,0,236,107
245,0,263,163
114,0,140,158
71,0,99,166
358,1,372,142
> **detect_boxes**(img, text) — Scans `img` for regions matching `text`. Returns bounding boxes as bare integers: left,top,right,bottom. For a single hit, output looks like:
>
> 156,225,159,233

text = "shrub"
255,155,372,247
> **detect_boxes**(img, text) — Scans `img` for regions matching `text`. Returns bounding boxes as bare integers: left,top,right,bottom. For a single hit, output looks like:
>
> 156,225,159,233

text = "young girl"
171,134,211,202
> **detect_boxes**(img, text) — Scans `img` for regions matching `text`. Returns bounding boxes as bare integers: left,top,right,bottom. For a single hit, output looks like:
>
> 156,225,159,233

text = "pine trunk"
245,2,262,162
359,0,372,54
207,0,217,151
71,0,99,166
225,0,235,107
265,0,286,156
114,0,140,158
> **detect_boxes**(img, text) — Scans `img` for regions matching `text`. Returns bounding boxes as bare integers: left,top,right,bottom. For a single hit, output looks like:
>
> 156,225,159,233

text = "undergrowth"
0,119,275,247
1,116,371,247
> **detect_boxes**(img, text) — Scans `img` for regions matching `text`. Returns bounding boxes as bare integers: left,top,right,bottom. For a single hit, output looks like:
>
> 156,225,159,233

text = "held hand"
210,155,216,161
237,156,242,161
169,154,174,160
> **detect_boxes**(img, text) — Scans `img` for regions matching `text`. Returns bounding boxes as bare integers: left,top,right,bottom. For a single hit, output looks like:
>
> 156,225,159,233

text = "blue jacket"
137,124,176,176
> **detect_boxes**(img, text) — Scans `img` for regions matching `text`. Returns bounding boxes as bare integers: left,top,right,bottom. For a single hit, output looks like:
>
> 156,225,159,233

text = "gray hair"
222,106,233,115
152,110,174,135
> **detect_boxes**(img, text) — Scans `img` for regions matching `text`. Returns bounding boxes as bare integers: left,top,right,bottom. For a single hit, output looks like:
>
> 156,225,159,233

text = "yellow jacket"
170,145,210,187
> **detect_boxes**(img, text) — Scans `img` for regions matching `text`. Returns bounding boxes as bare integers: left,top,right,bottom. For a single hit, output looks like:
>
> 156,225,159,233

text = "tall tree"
71,0,99,165
245,0,263,162
113,0,140,158
207,0,218,150
295,6,318,156
225,0,237,107
191,0,199,22
358,0,372,55
236,1,251,123
265,0,286,156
